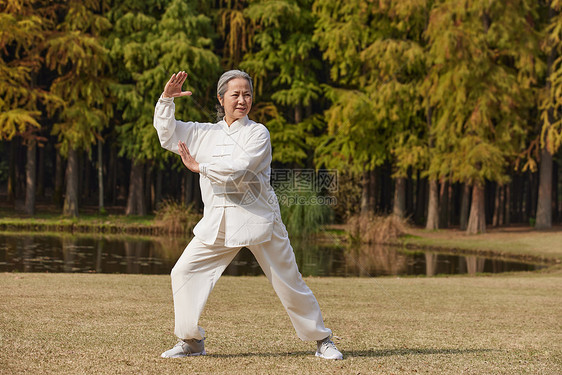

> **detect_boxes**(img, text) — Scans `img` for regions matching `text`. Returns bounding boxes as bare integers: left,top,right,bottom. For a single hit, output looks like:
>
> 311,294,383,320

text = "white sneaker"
315,335,343,360
161,339,206,358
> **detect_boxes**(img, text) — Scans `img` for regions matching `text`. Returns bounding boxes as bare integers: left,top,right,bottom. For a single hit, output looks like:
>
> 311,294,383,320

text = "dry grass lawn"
1,270,561,374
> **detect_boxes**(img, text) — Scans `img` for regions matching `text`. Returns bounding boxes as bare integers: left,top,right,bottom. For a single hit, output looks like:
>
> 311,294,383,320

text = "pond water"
0,233,546,277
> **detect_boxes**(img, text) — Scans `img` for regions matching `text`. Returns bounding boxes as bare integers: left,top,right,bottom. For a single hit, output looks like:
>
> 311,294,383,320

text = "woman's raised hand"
162,71,192,98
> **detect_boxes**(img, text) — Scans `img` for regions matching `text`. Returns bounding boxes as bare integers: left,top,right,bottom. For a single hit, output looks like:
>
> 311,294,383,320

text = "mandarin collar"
221,115,249,133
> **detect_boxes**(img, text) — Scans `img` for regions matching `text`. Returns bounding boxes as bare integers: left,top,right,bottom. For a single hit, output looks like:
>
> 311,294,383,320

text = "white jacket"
153,96,280,247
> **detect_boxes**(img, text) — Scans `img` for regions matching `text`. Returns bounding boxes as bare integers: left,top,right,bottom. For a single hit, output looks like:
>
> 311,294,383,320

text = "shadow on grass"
344,348,496,357
206,348,495,359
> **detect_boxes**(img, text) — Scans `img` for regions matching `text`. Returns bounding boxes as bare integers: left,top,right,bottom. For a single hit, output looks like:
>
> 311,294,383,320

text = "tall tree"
424,0,539,234
313,0,429,219
241,0,324,166
537,0,562,229
108,0,220,215
0,0,60,215
45,0,113,217
312,0,389,212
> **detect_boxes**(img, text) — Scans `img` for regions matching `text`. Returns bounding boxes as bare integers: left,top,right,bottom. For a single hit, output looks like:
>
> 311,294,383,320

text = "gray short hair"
216,70,253,121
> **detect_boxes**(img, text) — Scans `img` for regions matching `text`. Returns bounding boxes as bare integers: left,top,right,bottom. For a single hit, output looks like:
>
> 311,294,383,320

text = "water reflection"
0,234,183,274
343,243,543,276
0,233,546,276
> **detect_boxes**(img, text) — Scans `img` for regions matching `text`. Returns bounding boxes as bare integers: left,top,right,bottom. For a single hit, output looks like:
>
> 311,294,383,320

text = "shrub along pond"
0,233,547,276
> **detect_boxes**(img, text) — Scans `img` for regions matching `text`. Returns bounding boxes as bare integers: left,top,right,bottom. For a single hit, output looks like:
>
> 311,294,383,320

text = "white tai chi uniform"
154,96,332,342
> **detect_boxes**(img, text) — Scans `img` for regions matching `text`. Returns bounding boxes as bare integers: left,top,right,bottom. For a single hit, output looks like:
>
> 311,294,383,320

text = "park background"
2,1,562,374
1,0,562,235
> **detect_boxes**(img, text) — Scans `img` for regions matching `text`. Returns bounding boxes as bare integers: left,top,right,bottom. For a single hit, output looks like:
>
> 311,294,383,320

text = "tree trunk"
466,183,486,234
53,150,64,207
126,158,146,216
63,148,79,217
536,4,556,228
492,184,501,227
448,183,455,226
498,185,505,226
360,170,369,216
406,170,414,216
184,170,194,205
553,160,559,223
368,169,376,213
536,147,553,229
7,140,17,202
438,179,449,228
82,152,89,202
505,183,511,225
459,183,470,230
155,168,163,208
37,144,45,198
24,140,37,216
149,166,155,211
97,140,104,213
415,174,427,225
524,171,538,225
193,173,202,210
294,104,302,124
107,146,116,205
425,179,439,230
381,164,393,213
144,163,152,213
393,177,406,218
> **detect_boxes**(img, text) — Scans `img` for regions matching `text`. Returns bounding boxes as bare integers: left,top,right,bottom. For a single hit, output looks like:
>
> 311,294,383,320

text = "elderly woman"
153,70,342,360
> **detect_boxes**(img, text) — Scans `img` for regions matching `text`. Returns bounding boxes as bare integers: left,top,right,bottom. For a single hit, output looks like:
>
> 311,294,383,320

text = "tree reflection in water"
0,233,545,276
344,244,408,276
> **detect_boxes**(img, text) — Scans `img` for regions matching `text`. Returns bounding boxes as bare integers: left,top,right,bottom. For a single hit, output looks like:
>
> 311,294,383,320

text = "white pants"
170,213,332,342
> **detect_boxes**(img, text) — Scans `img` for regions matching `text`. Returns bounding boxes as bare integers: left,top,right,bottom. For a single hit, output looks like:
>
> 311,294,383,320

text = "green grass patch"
1,272,560,374
0,212,155,227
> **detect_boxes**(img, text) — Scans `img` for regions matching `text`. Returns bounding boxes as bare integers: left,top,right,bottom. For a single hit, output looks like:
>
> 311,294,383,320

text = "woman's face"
219,78,252,125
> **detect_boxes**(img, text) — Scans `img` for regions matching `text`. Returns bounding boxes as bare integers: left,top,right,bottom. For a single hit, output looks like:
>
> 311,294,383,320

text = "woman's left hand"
178,141,200,173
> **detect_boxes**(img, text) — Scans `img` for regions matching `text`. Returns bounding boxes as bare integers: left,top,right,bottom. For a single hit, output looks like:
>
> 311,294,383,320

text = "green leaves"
108,0,220,164
44,1,113,156
1,0,559,198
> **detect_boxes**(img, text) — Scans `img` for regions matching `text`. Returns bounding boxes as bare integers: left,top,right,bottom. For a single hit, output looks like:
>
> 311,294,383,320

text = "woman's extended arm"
153,71,198,155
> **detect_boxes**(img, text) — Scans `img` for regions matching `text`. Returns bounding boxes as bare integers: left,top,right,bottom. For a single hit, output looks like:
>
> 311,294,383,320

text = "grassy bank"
1,272,560,374
0,203,200,236
397,226,562,264
0,212,158,234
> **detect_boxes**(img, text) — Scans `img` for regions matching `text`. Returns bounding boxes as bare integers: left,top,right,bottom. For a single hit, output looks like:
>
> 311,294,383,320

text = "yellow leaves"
218,6,249,67
0,109,41,140
45,31,108,75
0,12,44,58
540,116,562,155
250,101,280,125
1,0,25,14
